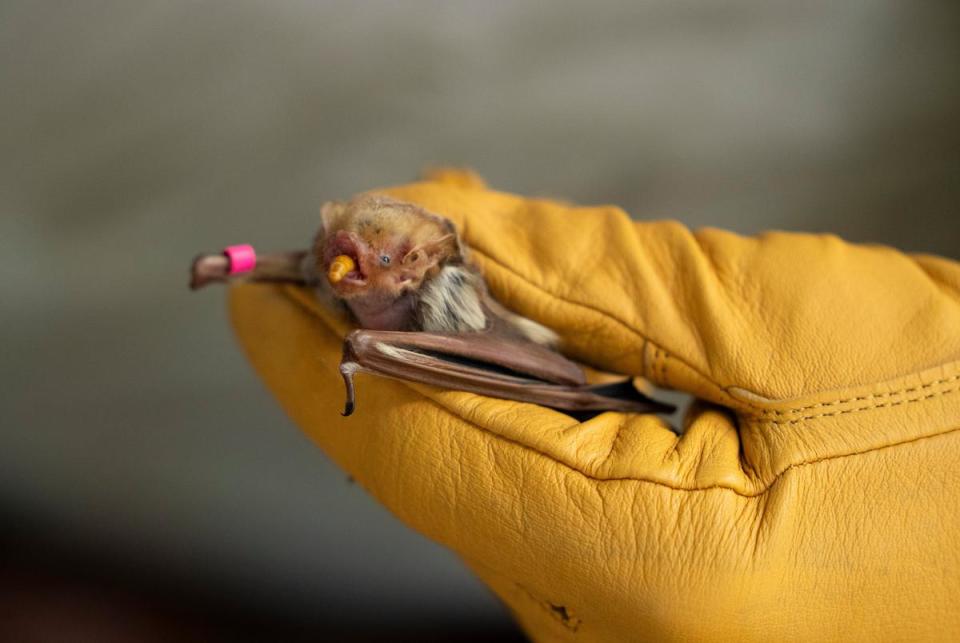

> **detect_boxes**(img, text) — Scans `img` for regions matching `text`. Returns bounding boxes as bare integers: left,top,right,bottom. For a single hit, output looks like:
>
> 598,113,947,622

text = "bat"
191,194,674,417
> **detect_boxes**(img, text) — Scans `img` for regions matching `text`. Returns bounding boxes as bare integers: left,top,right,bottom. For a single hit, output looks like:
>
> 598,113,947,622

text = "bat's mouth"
326,233,368,286
333,251,365,285
341,262,366,284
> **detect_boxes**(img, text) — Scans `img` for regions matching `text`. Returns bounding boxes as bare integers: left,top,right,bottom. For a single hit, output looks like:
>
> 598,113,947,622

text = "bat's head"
313,195,462,303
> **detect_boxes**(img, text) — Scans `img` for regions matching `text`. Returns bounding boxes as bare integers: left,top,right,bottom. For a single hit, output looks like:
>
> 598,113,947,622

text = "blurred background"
1,1,958,640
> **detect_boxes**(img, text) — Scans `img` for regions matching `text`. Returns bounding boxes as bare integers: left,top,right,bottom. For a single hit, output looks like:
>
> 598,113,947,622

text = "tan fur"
417,266,487,333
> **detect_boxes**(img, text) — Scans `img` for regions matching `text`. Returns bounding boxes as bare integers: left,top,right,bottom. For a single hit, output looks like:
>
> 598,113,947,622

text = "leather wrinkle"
600,417,627,469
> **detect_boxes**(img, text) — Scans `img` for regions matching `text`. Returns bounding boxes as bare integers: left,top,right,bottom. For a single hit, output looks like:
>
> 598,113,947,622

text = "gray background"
1,1,958,639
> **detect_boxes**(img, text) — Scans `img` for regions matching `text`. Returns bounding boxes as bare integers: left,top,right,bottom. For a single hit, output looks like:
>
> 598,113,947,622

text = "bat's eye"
380,254,391,266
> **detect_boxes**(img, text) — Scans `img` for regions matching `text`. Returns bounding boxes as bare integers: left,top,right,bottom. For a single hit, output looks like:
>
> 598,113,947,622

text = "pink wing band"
224,244,257,274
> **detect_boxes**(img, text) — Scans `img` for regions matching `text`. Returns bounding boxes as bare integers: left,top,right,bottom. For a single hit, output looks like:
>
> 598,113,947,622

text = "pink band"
224,244,256,275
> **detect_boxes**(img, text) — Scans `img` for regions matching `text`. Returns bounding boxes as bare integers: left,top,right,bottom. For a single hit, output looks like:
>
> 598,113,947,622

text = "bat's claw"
340,361,360,417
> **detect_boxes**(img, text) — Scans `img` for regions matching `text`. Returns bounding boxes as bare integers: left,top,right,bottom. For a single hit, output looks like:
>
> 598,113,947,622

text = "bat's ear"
400,208,468,264
401,231,460,269
438,214,472,258
320,200,346,232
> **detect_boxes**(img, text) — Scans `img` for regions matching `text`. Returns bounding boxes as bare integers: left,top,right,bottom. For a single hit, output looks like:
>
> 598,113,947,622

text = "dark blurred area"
1,1,958,640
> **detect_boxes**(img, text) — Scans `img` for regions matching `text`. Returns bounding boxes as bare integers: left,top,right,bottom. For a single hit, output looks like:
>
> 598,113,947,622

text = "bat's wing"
339,330,675,417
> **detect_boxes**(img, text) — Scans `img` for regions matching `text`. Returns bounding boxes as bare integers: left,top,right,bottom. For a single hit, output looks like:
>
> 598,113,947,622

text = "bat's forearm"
190,250,308,289
251,251,310,282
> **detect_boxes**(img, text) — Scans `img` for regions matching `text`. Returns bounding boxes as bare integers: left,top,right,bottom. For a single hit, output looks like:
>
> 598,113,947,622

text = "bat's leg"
190,250,308,290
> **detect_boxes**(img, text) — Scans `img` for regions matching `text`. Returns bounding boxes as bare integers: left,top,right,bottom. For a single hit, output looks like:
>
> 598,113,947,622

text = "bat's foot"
190,253,230,290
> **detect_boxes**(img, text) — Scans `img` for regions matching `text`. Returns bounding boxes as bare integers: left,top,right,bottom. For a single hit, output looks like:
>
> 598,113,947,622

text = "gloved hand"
229,169,960,642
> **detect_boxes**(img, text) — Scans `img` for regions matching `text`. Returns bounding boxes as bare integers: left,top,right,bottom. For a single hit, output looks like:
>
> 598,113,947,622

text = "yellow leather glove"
230,170,960,642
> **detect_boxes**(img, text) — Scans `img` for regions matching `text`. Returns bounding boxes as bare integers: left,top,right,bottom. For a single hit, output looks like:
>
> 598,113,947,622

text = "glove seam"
747,372,960,422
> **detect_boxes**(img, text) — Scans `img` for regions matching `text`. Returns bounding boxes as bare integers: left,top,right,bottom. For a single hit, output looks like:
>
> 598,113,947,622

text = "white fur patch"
417,266,487,333
507,315,559,347
374,342,414,360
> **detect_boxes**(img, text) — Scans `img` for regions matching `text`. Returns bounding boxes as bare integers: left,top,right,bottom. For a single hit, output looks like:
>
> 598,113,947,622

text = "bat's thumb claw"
339,361,359,419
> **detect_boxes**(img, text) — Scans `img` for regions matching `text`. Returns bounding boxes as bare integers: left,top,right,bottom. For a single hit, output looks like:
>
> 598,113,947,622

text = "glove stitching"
761,380,960,425
752,373,960,419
